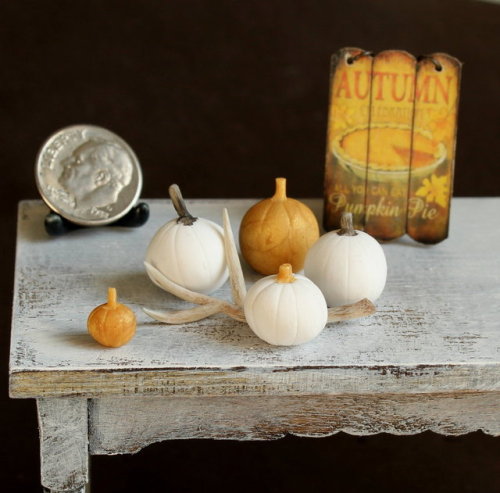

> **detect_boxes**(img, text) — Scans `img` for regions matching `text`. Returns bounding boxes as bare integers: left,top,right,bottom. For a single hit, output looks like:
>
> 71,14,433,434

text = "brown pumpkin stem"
107,287,118,309
338,212,358,236
169,184,198,226
272,177,287,201
277,263,295,283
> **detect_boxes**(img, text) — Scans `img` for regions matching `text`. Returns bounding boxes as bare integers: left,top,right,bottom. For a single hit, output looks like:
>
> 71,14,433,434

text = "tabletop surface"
9,198,500,398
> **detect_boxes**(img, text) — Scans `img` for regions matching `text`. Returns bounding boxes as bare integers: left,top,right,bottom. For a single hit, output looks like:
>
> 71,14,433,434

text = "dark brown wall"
2,0,500,202
1,1,499,491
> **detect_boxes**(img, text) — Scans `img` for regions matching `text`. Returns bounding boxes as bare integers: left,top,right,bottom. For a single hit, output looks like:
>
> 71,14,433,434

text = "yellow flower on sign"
416,174,449,208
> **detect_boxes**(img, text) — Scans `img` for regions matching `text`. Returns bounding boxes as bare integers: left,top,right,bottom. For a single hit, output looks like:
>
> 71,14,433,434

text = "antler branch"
143,208,375,325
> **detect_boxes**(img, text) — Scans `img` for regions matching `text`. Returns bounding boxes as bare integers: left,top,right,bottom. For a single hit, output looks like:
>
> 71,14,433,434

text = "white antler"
143,208,375,325
222,208,246,307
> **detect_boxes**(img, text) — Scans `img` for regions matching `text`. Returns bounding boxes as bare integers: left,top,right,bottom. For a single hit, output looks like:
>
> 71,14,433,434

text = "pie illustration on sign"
333,126,446,182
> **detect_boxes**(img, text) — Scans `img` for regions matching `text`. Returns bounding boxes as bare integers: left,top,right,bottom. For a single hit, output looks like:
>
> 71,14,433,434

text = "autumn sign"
323,48,461,243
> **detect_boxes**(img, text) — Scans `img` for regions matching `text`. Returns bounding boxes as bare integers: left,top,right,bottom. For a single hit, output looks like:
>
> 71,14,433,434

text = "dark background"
1,1,499,491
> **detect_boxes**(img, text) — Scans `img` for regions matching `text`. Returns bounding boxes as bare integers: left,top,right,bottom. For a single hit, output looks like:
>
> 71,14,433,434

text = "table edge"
9,362,500,399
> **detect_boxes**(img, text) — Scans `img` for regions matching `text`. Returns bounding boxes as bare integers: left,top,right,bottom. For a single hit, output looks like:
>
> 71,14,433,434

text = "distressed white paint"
10,364,500,399
9,198,500,491
90,392,500,454
9,199,500,399
37,398,88,491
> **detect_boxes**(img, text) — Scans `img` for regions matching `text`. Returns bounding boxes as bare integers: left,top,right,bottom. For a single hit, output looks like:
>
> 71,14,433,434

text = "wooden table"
9,198,500,492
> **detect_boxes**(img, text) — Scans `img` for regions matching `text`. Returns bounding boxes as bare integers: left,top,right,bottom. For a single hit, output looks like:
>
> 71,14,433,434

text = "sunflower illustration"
415,174,449,208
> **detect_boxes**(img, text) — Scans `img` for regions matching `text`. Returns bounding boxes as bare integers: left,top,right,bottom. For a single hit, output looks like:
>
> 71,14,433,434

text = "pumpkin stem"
169,184,198,226
272,177,287,201
277,263,295,283
338,212,358,236
107,287,118,309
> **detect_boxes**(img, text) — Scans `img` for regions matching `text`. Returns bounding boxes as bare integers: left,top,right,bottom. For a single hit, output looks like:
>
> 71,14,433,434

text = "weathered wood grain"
10,363,500,399
9,199,500,436
9,199,500,401
42,485,87,493
43,487,87,493
90,392,500,454
9,198,500,492
37,398,88,491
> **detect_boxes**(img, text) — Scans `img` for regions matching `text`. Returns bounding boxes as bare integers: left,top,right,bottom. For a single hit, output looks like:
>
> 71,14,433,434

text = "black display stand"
44,202,150,236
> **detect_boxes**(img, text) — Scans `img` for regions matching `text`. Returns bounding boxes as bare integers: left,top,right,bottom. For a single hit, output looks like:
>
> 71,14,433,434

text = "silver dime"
35,125,143,226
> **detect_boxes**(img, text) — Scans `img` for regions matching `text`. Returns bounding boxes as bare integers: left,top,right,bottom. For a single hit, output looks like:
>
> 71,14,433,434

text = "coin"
35,125,143,226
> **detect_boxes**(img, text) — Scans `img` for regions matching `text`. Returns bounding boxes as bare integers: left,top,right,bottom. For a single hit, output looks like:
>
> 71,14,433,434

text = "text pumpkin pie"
323,48,461,243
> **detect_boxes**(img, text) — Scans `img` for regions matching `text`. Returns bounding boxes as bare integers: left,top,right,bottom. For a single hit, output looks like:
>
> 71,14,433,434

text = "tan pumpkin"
239,177,320,275
87,288,136,348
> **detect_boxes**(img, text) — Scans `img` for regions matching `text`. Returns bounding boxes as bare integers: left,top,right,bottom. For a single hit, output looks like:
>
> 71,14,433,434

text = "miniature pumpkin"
239,177,320,275
304,212,387,307
87,287,136,347
244,263,328,346
145,184,228,294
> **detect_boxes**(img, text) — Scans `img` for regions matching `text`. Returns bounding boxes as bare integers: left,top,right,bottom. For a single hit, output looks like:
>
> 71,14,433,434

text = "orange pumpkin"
87,288,136,348
239,177,319,275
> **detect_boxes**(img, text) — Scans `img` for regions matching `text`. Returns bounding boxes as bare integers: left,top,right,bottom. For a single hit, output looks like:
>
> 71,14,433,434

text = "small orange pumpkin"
239,177,319,275
87,288,136,348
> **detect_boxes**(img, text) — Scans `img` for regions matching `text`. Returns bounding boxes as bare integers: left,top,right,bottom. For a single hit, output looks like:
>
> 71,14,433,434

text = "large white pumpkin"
145,185,228,294
304,212,387,307
244,264,328,346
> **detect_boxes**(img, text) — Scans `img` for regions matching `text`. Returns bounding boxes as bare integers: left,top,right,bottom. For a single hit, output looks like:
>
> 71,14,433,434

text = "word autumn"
335,70,453,105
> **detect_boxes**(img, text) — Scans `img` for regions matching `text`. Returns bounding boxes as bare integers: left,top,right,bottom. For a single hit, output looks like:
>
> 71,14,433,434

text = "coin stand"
44,202,150,236
36,125,146,237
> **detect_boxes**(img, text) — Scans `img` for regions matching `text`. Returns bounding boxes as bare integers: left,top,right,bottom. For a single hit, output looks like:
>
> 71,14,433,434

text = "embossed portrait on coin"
58,140,133,213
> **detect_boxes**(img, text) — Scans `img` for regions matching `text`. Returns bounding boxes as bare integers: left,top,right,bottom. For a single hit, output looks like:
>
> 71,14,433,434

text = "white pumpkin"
145,185,228,294
244,263,328,346
304,212,386,307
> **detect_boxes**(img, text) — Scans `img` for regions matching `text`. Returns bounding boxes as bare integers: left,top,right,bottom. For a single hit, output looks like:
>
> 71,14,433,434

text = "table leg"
42,488,88,493
37,398,89,492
